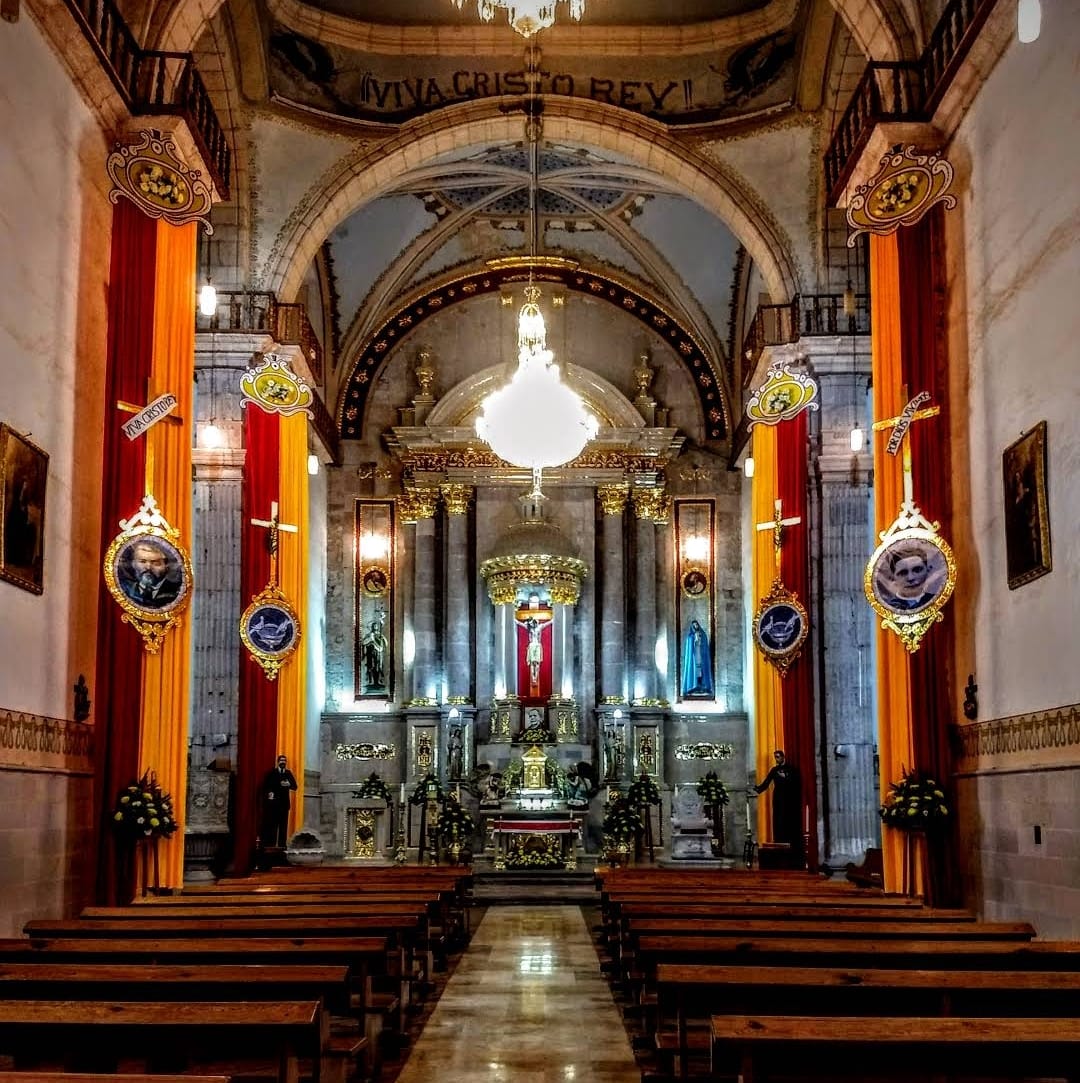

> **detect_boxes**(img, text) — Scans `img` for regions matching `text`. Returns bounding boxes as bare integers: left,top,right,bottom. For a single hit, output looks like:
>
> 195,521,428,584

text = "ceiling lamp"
450,0,586,38
475,284,598,495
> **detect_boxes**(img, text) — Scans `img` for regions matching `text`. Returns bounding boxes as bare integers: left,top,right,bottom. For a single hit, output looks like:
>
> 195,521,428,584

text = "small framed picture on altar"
0,423,48,595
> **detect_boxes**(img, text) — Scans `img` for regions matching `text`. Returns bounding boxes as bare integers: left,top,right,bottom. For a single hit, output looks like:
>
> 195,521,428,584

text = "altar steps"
471,867,598,905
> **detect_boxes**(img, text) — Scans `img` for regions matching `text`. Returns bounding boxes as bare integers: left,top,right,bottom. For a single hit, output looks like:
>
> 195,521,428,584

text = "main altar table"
485,811,585,870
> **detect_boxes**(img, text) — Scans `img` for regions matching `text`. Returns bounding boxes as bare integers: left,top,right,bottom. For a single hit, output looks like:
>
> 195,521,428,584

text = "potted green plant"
696,771,730,855
602,795,643,865
111,769,179,895
438,795,475,865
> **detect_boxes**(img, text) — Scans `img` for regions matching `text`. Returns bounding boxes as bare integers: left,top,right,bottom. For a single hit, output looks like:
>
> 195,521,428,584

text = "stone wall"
949,12,1080,932
0,12,112,929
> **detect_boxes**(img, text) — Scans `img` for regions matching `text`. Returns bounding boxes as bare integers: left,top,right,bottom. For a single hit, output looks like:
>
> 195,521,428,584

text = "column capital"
441,483,473,516
632,486,667,521
597,483,629,516
399,486,439,523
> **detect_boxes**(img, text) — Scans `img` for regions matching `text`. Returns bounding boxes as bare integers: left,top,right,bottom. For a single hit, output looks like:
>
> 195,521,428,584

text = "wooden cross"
872,389,940,504
115,384,183,491
250,500,298,584
755,498,802,569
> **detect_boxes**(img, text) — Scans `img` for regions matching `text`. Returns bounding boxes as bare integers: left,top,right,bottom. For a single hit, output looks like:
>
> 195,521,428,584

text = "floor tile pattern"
395,905,639,1083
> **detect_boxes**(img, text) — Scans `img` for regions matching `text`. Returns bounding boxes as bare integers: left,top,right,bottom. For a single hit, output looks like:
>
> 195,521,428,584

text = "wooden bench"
0,1075,230,1083
0,1000,328,1083
710,1014,1080,1081
656,964,1080,1078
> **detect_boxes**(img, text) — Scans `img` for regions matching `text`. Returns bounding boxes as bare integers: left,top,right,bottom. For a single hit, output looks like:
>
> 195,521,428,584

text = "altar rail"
62,0,231,198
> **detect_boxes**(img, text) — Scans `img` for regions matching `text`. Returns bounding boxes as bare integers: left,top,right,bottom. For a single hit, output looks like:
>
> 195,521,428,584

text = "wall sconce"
1018,0,1041,42
360,531,389,561
682,534,710,564
198,422,225,450
307,453,320,476
744,455,756,478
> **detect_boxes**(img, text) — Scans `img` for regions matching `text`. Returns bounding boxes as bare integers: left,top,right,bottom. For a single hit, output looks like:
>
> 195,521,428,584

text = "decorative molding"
597,484,630,516
0,709,94,775
745,363,819,428
632,487,668,522
440,484,473,516
480,554,588,606
954,703,1080,774
334,743,396,760
398,487,439,523
846,145,956,244
675,742,734,761
107,131,214,231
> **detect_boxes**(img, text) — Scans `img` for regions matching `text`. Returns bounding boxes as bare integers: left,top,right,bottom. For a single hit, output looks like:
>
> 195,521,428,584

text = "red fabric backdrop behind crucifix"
516,606,553,703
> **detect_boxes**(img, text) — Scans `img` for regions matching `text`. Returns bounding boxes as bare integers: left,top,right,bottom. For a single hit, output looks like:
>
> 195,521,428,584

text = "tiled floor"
394,906,640,1082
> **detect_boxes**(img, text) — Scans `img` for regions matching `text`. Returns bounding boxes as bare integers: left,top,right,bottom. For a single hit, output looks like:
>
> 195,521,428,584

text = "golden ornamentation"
398,487,439,523
597,484,630,516
441,484,473,516
415,731,434,772
633,352,655,403
955,701,1080,769
521,745,548,791
414,348,436,397
675,742,734,761
636,730,657,774
864,500,956,654
745,364,819,428
846,145,957,244
409,698,440,708
240,584,301,680
446,695,469,705
633,698,667,708
599,696,627,705
106,130,213,230
555,706,580,741
103,494,194,654
335,743,396,760
632,487,667,521
240,356,314,418
753,576,809,676
480,554,588,606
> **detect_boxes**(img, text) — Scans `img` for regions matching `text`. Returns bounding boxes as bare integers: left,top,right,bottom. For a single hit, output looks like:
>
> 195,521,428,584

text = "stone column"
597,484,629,702
441,484,473,703
631,487,664,704
653,498,675,702
800,337,877,865
402,487,439,705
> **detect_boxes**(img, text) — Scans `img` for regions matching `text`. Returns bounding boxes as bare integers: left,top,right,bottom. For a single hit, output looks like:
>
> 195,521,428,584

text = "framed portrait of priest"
1002,421,1051,589
867,533,952,617
105,532,192,617
0,423,48,595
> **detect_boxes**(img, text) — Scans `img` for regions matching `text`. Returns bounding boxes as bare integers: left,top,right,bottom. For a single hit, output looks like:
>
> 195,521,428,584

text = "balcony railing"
740,293,870,387
824,0,997,203
63,0,231,198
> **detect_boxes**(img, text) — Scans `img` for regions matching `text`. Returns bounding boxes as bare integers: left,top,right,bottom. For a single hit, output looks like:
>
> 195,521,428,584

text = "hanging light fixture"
450,0,586,38
1017,0,1041,42
474,50,598,496
743,455,755,479
848,333,865,453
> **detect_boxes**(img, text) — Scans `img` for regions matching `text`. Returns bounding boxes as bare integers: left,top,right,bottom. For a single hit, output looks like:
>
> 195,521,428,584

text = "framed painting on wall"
0,423,48,595
1002,421,1051,590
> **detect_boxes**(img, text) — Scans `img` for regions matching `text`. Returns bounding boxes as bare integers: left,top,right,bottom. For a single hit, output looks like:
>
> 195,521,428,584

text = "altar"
485,810,585,870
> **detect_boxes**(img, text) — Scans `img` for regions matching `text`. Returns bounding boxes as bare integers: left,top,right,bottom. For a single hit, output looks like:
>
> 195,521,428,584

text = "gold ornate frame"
752,580,809,676
240,586,301,680
103,495,193,653
865,519,956,653
0,423,48,595
1003,420,1051,590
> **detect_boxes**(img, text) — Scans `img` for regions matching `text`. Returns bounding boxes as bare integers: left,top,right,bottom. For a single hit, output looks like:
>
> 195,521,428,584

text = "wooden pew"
0,1000,329,1083
710,1014,1080,1082
0,1076,229,1083
656,964,1080,1078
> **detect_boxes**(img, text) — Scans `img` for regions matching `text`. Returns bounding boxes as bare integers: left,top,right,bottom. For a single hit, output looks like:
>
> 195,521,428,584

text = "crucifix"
115,384,183,488
871,388,940,505
250,500,298,585
755,498,802,571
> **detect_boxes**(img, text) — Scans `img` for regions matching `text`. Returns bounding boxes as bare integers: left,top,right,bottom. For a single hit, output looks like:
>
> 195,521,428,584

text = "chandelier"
450,0,586,38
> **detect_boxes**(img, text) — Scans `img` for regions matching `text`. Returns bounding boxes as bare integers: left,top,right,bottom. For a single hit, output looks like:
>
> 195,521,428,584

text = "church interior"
1,0,1079,1076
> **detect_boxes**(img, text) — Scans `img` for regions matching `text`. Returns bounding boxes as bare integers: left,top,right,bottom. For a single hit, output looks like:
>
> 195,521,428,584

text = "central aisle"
395,905,640,1082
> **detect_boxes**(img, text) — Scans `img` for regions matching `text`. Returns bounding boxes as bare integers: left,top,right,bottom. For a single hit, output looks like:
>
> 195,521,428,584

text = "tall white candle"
400,782,407,804
804,804,810,833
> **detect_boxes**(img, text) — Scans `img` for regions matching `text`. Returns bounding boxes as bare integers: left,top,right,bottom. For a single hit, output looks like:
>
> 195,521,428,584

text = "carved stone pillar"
442,484,473,704
401,487,439,705
597,484,629,702
632,487,665,704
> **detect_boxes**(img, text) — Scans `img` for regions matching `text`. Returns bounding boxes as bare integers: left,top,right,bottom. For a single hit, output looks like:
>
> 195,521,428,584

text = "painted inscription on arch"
268,26,799,126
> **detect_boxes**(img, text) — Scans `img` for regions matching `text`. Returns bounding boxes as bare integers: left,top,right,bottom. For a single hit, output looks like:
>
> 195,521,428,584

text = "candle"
804,804,810,833
745,801,751,833
400,782,407,804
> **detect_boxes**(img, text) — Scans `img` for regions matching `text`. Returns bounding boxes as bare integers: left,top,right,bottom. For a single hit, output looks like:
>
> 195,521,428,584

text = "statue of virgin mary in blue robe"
681,619,714,697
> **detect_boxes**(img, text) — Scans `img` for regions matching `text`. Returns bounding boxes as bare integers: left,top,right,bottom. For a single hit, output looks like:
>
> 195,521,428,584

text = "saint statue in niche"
681,619,714,697
526,618,543,689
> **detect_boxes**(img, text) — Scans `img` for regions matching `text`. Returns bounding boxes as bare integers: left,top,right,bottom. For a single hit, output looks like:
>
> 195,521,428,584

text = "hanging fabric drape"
777,408,816,862
275,410,309,838
138,219,197,890
750,422,781,845
235,407,282,872
94,200,157,902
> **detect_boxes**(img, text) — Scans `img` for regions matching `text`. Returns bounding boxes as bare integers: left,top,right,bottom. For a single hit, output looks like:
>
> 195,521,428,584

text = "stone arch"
266,96,801,307
828,0,920,61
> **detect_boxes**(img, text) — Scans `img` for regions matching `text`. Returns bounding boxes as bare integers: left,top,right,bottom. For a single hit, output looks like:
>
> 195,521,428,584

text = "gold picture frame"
103,495,193,652
0,423,48,595
1003,421,1051,590
752,579,809,676
240,585,301,680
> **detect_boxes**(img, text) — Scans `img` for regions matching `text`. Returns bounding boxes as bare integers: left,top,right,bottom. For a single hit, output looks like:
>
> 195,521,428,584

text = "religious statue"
362,618,388,690
754,749,801,849
479,771,504,807
603,724,623,782
563,763,596,807
681,619,714,697
525,618,543,689
448,725,464,780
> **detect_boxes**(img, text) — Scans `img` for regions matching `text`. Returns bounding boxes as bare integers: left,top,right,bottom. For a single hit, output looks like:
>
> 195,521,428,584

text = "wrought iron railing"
62,0,231,198
824,0,997,203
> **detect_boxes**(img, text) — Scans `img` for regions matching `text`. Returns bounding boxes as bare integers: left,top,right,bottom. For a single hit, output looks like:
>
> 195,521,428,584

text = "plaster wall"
950,14,1080,933
0,12,111,932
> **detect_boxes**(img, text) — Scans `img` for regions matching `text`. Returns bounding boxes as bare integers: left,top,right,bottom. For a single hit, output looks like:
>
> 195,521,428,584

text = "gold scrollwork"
745,364,820,428
753,578,810,677
632,487,667,522
240,584,301,680
597,484,630,516
846,145,957,244
240,356,314,418
441,484,473,516
103,494,194,654
675,743,734,761
106,130,214,230
398,487,439,523
335,743,396,760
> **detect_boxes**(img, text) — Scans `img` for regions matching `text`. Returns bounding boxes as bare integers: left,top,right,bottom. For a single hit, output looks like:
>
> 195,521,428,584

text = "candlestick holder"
393,801,408,866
